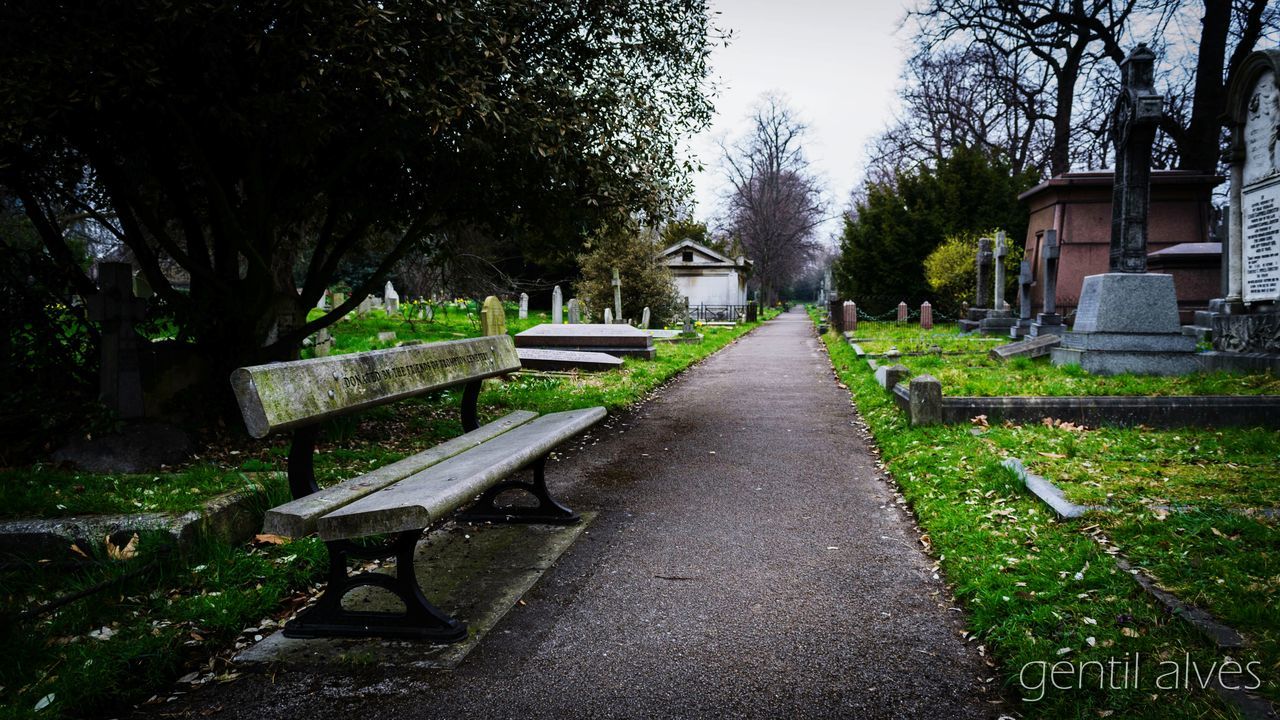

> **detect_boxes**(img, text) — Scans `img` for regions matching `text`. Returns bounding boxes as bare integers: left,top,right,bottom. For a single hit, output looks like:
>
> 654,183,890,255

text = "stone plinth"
1050,273,1200,375
514,323,656,359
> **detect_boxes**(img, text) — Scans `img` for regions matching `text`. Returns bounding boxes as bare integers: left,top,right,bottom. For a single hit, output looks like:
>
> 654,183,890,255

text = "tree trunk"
1178,0,1231,173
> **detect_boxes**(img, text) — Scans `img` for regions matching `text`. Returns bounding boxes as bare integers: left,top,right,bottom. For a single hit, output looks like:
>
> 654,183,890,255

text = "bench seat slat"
316,407,606,540
231,336,521,438
263,410,538,538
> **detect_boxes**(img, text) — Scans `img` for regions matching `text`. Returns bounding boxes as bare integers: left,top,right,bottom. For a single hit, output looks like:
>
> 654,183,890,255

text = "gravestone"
518,292,529,320
132,270,153,300
516,348,624,372
331,291,345,311
641,306,651,329
314,328,334,358
979,232,1017,335
377,331,397,343
990,334,1061,362
828,299,844,332
896,301,908,322
1011,260,1034,338
480,296,507,336
357,295,372,318
959,238,994,332
920,301,933,330
86,262,147,419
682,314,695,336
745,301,758,323
551,285,563,324
842,301,857,332
514,323,656,358
1051,45,1200,375
603,308,614,325
1030,230,1065,337
384,281,400,315
317,289,329,310
612,268,622,321
567,298,581,324
1212,48,1280,353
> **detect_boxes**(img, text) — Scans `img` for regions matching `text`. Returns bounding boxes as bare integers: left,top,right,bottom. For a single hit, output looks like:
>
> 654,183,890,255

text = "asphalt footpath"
140,307,996,720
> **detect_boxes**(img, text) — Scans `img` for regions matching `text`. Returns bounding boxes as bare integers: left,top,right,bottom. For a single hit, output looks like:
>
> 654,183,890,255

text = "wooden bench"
230,335,604,642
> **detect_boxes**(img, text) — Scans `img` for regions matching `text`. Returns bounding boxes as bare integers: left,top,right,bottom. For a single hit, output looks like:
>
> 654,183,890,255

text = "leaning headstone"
384,281,400,315
1030,230,1065,337
979,232,1017,335
1050,45,1199,375
842,301,857,332
640,306,651,329
897,301,908,322
518,292,529,320
1212,49,1280,354
1011,260,1034,338
480,295,507,336
611,268,622,321
357,295,372,318
551,285,563,324
920,301,933,330
603,307,614,325
567,298,581,324
991,335,1061,362
86,262,147,419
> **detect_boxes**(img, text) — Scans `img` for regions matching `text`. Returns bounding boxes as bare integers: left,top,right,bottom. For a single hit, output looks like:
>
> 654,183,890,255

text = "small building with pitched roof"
660,239,752,309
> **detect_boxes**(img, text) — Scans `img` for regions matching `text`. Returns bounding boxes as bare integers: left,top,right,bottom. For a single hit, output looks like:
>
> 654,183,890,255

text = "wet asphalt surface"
138,308,996,719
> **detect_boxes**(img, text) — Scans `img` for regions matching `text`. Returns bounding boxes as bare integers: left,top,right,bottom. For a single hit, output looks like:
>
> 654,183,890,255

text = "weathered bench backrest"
231,335,520,438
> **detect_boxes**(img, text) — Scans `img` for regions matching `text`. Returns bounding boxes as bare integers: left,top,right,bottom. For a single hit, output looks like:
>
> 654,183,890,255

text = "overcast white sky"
687,0,912,246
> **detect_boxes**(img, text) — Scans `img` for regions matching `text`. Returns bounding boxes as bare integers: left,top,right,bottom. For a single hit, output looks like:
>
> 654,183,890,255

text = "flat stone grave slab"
515,323,656,358
989,334,1061,361
645,329,681,338
234,514,592,670
516,348,623,372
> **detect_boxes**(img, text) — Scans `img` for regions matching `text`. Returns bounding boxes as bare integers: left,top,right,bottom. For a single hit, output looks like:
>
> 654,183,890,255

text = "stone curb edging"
0,480,275,559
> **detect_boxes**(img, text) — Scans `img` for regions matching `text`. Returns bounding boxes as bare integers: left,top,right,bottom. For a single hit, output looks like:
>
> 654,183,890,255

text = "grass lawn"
814,305,1278,717
0,302,778,720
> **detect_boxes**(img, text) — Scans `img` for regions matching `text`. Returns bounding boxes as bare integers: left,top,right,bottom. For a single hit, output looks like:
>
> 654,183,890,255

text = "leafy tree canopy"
0,0,715,409
834,145,1037,312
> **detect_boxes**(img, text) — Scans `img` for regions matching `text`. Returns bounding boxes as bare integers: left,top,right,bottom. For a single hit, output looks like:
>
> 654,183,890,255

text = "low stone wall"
853,338,1280,429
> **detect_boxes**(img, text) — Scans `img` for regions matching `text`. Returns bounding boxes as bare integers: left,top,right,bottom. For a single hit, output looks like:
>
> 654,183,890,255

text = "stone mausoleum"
1019,170,1223,323
660,239,751,308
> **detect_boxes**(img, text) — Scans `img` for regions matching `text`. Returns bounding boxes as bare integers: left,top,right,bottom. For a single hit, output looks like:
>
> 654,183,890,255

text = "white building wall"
675,273,746,306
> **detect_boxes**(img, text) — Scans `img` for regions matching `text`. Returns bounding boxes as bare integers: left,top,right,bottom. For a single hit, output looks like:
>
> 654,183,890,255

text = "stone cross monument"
1030,230,1064,337
975,238,993,310
1109,43,1163,274
979,232,1017,334
1011,260,1034,338
1050,45,1199,375
611,268,623,321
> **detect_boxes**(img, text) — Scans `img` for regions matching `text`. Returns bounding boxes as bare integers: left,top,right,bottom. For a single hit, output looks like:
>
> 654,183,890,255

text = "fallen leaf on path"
253,534,289,546
1037,452,1066,459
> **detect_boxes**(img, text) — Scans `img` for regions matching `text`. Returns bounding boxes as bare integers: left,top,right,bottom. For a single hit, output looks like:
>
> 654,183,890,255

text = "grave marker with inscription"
567,298,581,324
480,296,507,336
519,292,529,320
551,285,563,324
1215,49,1280,354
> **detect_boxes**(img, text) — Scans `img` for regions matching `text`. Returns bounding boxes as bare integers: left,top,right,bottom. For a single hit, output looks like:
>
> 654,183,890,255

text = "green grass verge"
817,315,1275,717
0,308,771,719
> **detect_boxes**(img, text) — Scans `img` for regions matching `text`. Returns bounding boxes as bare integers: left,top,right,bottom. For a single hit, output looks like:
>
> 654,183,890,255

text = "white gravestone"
551,285,563,324
519,292,529,319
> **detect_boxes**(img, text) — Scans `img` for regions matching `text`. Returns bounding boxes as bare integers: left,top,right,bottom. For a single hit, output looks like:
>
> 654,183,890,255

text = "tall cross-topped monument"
1051,45,1200,375
1109,43,1164,274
